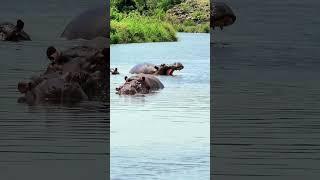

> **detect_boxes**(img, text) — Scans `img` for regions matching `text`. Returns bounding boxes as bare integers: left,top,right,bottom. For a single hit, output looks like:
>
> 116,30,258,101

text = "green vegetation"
166,0,210,33
110,0,209,44
111,9,177,44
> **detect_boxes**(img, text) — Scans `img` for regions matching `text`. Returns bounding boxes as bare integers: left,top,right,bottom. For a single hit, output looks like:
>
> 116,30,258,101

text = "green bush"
111,13,177,44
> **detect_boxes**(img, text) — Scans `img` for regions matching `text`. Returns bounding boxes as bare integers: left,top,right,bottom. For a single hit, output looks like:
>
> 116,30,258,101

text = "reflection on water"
212,0,320,179
0,1,108,180
111,33,210,179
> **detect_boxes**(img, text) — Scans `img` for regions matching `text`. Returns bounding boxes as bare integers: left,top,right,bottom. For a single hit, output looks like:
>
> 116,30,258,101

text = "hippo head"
211,2,236,30
171,62,184,71
116,76,150,95
18,81,31,94
156,62,184,75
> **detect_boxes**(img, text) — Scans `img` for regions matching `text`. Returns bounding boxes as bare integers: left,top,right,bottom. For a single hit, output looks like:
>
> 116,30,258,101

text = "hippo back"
18,31,31,41
137,74,164,90
129,63,157,74
81,37,108,50
61,7,107,40
62,46,100,58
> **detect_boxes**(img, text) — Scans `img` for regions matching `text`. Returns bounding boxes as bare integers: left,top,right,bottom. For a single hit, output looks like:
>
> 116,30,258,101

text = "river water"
111,33,210,179
212,0,320,179
0,1,108,180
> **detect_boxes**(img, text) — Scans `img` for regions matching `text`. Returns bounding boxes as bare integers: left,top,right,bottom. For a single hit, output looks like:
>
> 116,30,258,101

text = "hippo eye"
48,56,54,61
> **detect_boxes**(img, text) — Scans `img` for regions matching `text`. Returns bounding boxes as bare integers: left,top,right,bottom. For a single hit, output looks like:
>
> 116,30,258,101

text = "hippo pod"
129,62,184,76
0,19,31,41
116,75,164,95
18,45,107,104
211,2,236,30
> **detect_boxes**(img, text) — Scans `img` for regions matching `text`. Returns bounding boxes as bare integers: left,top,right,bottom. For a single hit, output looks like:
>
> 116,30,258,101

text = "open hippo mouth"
166,68,174,76
167,62,184,75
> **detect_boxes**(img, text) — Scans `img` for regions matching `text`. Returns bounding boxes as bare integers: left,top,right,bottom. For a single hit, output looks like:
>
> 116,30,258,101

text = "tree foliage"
111,0,184,13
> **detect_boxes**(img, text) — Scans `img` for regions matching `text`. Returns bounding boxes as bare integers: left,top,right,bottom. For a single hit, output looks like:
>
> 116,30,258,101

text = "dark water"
0,1,108,180
212,0,320,179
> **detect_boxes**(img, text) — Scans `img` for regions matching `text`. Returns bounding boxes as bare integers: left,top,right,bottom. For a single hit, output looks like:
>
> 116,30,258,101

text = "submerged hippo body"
61,7,108,40
82,37,109,50
0,20,31,41
18,75,88,105
116,75,164,95
129,62,184,76
211,2,236,30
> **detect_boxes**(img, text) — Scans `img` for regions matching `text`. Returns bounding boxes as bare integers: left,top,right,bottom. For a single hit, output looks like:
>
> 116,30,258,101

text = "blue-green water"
111,33,210,179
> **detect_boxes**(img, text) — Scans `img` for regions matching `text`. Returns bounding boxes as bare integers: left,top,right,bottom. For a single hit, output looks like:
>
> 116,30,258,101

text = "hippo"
116,74,164,95
110,68,119,75
61,7,108,40
81,37,109,50
18,43,107,104
17,73,88,105
129,62,184,76
45,45,107,73
211,2,236,30
0,19,31,41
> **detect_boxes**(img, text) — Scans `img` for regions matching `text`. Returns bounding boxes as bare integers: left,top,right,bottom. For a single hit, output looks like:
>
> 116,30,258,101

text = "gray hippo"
0,19,31,41
211,2,236,30
45,45,107,74
129,62,184,76
17,73,88,105
17,44,107,104
61,7,108,40
45,45,107,99
116,75,164,95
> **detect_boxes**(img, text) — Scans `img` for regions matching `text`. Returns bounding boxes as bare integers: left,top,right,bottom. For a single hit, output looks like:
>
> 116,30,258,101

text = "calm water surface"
213,0,320,179
0,1,108,180
111,33,210,179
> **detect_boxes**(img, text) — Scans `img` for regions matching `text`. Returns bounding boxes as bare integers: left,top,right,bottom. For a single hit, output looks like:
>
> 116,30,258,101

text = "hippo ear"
124,76,127,80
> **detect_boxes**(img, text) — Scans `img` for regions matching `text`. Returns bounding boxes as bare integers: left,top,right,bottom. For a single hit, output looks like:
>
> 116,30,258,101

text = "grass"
111,11,177,44
175,22,210,33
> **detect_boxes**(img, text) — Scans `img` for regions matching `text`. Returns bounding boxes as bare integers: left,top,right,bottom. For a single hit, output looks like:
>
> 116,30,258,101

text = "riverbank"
110,0,209,44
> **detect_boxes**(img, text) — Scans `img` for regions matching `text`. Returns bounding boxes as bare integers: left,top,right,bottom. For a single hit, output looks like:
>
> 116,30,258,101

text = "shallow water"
111,33,210,179
212,0,320,179
0,1,108,180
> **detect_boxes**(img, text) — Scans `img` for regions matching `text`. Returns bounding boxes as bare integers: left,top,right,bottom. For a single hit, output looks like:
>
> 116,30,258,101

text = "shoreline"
110,32,210,45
